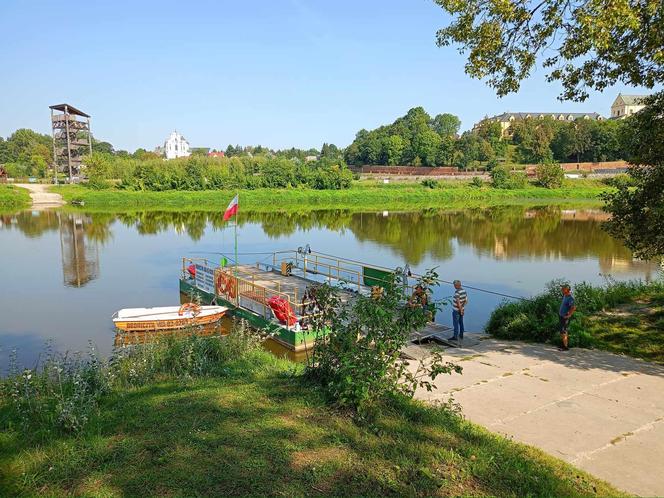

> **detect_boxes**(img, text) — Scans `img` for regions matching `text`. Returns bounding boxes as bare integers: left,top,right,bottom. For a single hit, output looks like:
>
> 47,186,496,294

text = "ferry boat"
179,248,450,352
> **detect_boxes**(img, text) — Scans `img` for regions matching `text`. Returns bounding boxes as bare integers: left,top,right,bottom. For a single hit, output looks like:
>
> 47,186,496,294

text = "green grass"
0,350,619,497
0,184,30,210
486,279,664,363
53,180,610,212
585,291,664,364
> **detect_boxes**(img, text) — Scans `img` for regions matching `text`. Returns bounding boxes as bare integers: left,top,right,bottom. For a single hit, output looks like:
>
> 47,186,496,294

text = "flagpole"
234,193,238,278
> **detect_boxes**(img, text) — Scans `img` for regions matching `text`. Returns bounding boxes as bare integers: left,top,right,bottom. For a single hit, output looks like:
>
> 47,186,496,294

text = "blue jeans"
452,310,464,338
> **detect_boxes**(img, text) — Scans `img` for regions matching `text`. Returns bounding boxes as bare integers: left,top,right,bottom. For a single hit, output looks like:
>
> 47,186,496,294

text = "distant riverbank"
49,180,609,212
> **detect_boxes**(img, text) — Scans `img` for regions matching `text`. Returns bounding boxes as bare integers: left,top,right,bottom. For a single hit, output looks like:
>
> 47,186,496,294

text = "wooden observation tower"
49,103,92,183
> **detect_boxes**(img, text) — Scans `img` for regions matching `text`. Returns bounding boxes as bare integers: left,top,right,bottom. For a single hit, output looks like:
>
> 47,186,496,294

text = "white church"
156,131,191,159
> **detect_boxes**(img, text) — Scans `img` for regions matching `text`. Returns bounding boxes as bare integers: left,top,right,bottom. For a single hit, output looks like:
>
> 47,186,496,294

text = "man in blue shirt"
559,284,576,351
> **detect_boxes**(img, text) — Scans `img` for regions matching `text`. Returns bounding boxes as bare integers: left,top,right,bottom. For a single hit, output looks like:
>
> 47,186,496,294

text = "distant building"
208,151,225,158
610,94,648,119
476,112,604,138
304,155,318,162
156,131,191,159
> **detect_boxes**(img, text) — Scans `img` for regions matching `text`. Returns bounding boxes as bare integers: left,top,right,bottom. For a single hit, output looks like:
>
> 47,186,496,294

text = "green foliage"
82,154,353,192
1,324,262,436
0,350,620,497
344,107,463,166
470,176,484,187
421,178,440,189
434,0,664,101
305,270,461,419
604,91,664,259
486,279,664,350
0,129,53,178
0,185,31,209
602,174,635,189
535,161,564,189
490,165,528,189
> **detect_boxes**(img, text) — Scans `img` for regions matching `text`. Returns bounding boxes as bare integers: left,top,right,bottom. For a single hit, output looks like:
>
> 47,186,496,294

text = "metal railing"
270,250,422,295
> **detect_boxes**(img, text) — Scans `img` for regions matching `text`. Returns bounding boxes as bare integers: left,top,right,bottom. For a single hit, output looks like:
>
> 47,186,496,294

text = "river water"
0,206,659,370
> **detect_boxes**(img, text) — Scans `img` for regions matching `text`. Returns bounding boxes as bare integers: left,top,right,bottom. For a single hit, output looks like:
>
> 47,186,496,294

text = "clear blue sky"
0,0,654,152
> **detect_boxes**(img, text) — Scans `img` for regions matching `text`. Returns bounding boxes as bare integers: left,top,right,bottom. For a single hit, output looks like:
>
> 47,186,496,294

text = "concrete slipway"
412,336,664,496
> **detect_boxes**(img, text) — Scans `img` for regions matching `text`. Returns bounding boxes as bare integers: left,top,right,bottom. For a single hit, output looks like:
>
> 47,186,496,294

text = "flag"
223,194,238,221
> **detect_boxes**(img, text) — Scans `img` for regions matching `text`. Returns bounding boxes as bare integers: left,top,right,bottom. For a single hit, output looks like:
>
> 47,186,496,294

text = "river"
0,206,659,370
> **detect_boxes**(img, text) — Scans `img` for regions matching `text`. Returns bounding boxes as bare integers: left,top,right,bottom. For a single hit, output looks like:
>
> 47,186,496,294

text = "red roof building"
208,151,225,158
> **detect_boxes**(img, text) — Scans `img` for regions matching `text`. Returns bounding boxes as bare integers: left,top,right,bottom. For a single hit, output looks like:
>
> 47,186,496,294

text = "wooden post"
87,117,92,156
50,108,57,185
64,105,73,182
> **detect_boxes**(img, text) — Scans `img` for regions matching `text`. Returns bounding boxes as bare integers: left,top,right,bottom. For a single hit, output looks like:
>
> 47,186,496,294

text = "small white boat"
112,303,228,332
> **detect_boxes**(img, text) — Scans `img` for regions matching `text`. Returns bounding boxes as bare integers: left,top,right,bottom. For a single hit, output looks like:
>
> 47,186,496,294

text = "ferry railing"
270,250,423,297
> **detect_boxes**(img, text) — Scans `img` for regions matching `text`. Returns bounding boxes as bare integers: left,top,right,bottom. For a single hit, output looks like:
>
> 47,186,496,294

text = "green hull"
179,279,325,350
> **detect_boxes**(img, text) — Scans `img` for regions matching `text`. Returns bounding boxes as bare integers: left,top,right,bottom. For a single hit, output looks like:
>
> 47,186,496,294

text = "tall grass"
486,278,664,348
1,323,262,436
0,185,31,210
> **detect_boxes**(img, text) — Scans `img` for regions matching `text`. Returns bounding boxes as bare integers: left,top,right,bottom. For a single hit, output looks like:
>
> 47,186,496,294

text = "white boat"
112,303,228,332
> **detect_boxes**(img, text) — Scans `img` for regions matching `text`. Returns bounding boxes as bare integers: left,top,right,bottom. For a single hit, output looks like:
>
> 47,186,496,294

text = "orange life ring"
178,302,201,316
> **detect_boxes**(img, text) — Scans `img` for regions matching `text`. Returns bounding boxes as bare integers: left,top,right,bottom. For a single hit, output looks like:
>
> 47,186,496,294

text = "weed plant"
1,322,262,436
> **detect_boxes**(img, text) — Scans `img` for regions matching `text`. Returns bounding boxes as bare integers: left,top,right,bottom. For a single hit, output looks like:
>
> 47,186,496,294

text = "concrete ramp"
15,184,64,208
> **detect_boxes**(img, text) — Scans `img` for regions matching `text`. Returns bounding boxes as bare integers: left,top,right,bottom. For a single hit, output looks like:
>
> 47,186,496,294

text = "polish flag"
223,194,239,221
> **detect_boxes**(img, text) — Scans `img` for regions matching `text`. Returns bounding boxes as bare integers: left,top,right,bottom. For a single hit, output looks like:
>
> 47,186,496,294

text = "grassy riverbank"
0,185,30,210
52,180,609,212
0,345,618,497
487,279,664,363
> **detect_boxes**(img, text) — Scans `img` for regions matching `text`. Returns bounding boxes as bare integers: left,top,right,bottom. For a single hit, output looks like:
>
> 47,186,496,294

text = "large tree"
604,93,664,259
433,0,664,257
433,0,664,101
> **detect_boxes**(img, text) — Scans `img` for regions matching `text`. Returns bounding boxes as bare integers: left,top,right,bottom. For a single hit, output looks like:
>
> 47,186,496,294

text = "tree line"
344,106,630,168
85,153,353,191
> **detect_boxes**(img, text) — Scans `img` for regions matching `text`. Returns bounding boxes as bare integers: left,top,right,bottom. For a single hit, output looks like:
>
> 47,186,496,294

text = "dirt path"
15,183,64,208
412,337,664,496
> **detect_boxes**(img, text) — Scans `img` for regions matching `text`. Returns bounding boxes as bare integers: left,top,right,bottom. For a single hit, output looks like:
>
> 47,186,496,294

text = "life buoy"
267,296,298,326
178,302,201,316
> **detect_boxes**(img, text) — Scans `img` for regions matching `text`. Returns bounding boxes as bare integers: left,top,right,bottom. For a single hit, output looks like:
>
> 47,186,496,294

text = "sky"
0,0,656,152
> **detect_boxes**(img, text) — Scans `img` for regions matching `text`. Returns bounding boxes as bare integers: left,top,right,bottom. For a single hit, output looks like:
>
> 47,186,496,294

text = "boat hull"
113,306,227,332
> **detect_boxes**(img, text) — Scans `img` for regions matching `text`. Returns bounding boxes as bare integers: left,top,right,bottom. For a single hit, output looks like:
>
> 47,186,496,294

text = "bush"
470,176,484,187
421,179,439,189
102,155,354,191
490,165,528,189
305,270,461,420
602,173,636,189
535,161,564,188
485,279,664,348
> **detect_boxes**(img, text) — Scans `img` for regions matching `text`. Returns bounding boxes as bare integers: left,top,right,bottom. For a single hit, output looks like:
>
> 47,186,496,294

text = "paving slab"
412,338,664,496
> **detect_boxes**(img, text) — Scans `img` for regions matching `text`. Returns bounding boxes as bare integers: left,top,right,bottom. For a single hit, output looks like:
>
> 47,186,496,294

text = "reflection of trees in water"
3,208,656,275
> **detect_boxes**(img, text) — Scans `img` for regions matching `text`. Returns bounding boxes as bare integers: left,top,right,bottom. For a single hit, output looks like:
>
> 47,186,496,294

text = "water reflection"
1,205,660,370
1,206,657,277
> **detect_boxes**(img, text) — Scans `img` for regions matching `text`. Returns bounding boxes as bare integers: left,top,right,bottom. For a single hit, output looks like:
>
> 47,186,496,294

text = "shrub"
602,173,636,188
421,179,439,189
490,165,528,189
485,279,664,348
305,270,461,419
535,161,564,188
470,176,484,187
